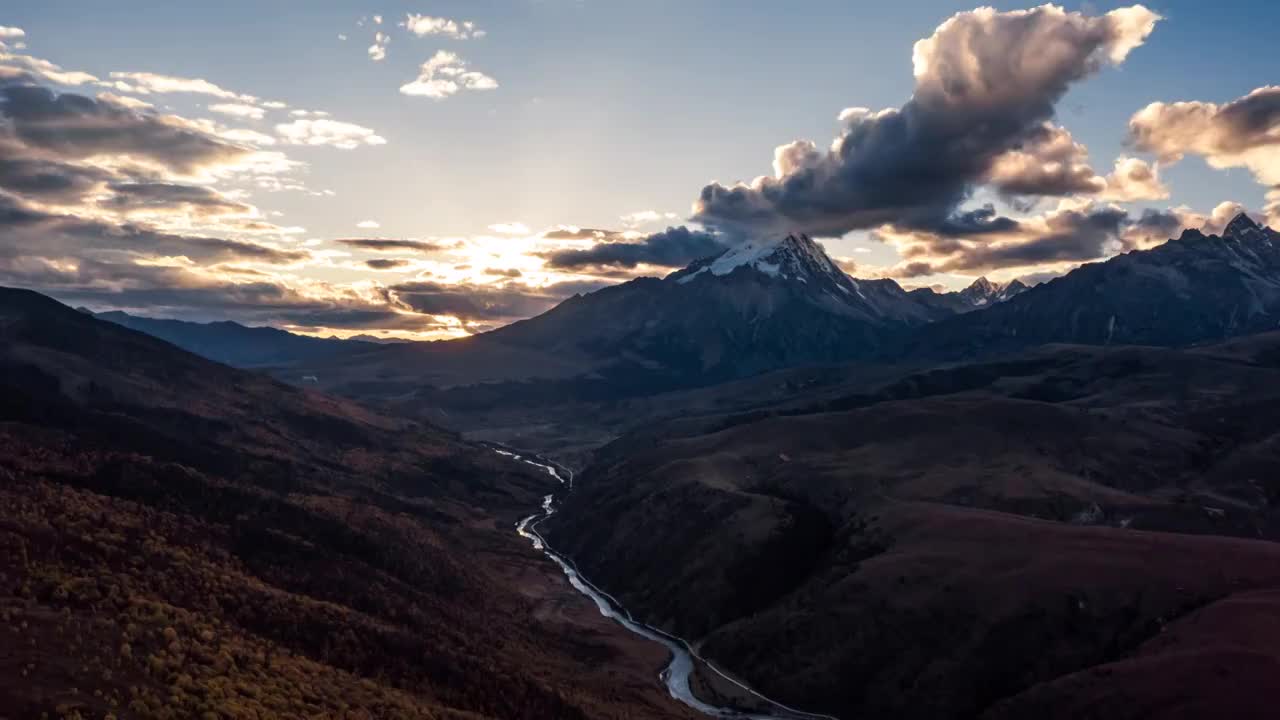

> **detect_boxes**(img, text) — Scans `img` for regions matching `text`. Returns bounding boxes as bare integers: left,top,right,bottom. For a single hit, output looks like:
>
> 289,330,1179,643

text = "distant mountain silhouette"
93,309,384,367
900,213,1280,359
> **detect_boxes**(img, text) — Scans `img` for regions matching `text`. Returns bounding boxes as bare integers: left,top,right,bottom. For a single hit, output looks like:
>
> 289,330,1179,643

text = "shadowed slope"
0,286,699,720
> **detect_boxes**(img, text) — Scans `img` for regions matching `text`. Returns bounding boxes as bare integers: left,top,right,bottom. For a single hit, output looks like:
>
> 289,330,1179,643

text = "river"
497,448,838,720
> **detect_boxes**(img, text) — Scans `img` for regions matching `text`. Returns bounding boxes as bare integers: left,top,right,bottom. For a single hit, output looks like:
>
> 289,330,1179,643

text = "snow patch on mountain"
956,276,1029,307
676,233,860,295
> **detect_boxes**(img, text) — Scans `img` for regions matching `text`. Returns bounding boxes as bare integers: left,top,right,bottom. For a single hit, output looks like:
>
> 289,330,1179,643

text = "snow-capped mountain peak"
675,233,854,290
956,276,1029,307
1222,212,1274,246
1224,212,1260,238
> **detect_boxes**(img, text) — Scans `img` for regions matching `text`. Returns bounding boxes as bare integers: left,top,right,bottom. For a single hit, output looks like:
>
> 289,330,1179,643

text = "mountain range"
93,215,1277,401
82,214,1280,465
91,310,387,368
901,213,1280,358
149,235,1033,405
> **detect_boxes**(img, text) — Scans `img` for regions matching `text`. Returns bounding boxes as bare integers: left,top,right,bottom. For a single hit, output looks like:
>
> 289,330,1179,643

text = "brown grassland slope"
546,338,1280,719
0,287,698,720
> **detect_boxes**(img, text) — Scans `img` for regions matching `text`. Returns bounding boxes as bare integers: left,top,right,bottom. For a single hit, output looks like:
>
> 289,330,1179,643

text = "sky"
1,1,1278,339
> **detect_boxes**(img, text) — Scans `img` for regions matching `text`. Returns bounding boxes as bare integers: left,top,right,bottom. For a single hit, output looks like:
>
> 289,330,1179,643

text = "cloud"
208,102,265,120
1129,86,1280,183
16,260,448,334
0,192,305,266
540,226,728,269
889,197,1266,277
0,67,458,336
389,279,594,324
0,84,254,176
98,182,255,218
878,202,1140,276
97,92,154,111
107,71,257,103
985,123,1106,197
356,219,380,229
1098,155,1168,202
1115,206,1199,249
364,258,409,270
0,136,117,201
0,47,98,85
335,238,444,253
0,27,25,39
399,51,498,99
692,4,1160,240
220,127,276,146
1129,85,1280,221
982,124,1167,203
620,210,679,227
488,222,530,235
540,226,619,241
275,118,386,149
402,14,485,40
368,32,389,62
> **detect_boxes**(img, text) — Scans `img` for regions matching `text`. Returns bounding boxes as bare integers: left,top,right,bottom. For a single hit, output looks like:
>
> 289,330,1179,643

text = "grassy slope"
545,337,1280,718
0,287,696,720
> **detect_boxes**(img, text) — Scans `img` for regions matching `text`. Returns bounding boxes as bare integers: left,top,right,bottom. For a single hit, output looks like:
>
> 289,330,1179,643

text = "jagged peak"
675,232,852,287
966,276,997,293
1224,212,1260,238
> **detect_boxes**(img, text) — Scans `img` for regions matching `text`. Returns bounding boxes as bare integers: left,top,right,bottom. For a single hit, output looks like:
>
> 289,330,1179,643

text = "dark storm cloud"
692,5,1160,239
0,83,250,175
540,226,727,269
336,238,445,253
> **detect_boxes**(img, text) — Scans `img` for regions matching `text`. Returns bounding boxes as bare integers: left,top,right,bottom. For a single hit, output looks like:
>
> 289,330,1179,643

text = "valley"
5,3,1280,717
11,215,1280,719
0,288,704,719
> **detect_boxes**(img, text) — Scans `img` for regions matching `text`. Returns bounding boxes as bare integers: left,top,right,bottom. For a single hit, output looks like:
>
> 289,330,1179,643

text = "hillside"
544,335,1280,718
0,287,700,719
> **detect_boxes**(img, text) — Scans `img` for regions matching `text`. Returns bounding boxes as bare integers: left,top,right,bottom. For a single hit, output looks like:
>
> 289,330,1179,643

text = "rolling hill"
0,286,701,720
543,333,1280,718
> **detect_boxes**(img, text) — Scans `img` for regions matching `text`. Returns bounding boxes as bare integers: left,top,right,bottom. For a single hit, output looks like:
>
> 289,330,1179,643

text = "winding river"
496,448,838,720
